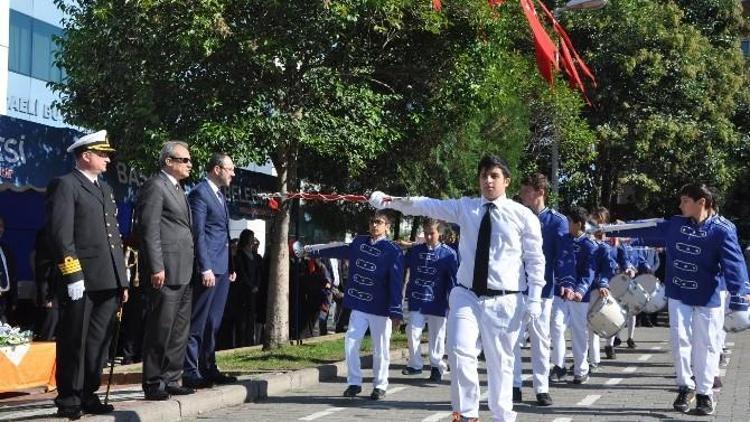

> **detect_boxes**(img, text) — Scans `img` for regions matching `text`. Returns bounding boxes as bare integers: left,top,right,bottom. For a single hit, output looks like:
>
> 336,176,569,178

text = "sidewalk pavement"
0,333,405,422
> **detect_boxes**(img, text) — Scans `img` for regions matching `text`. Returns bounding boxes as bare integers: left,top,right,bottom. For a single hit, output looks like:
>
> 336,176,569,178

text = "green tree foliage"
561,0,750,220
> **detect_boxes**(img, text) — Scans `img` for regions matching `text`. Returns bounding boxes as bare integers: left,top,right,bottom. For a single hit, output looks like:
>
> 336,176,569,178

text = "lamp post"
549,0,608,198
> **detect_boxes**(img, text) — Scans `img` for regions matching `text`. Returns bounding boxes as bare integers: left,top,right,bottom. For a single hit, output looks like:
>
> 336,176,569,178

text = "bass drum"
642,283,667,313
620,282,649,314
608,273,631,300
588,295,627,339
724,309,750,333
634,274,660,296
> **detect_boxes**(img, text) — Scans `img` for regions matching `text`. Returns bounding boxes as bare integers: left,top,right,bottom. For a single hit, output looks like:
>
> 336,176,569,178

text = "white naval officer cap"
66,130,116,153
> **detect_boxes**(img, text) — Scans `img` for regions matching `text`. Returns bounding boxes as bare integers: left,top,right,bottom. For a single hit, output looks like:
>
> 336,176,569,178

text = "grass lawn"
217,331,409,373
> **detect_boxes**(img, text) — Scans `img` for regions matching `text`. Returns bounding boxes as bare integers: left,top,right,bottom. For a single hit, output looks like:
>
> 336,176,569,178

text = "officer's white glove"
67,280,85,301
369,191,388,209
525,299,542,321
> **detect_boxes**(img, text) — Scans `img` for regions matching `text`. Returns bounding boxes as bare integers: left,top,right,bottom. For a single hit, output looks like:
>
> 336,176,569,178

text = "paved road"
184,326,750,422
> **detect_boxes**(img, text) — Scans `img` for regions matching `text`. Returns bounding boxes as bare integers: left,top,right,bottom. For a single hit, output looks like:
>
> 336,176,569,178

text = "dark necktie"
472,203,494,296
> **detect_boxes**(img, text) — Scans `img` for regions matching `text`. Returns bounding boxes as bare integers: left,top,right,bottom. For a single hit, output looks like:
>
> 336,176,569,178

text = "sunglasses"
169,156,192,164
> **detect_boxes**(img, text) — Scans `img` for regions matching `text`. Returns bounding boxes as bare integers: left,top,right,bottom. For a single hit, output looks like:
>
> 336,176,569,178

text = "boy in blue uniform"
603,184,749,415
306,210,404,400
553,207,604,385
514,173,567,405
589,236,618,369
402,219,458,382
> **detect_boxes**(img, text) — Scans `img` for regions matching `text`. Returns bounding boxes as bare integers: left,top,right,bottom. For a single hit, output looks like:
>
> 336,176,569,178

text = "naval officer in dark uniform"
46,130,129,419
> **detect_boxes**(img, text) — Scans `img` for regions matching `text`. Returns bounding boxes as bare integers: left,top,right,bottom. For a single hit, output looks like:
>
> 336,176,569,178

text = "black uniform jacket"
46,170,127,291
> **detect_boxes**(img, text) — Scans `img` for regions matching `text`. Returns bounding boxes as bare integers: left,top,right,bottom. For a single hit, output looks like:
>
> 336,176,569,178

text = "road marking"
388,386,408,395
577,394,601,406
552,418,573,422
299,407,346,421
421,412,453,422
638,354,652,361
521,374,531,381
622,366,637,373
726,342,735,347
605,378,623,385
650,346,662,351
720,368,727,377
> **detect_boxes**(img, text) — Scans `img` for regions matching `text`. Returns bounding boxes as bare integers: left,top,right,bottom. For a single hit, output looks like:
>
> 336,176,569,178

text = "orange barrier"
0,342,56,393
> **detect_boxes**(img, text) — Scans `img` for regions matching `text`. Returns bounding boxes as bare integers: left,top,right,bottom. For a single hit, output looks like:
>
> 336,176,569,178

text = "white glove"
369,191,388,209
67,280,85,301
525,299,542,320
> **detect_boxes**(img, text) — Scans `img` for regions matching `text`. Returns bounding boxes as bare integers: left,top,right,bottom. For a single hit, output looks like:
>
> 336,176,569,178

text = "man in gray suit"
137,141,196,400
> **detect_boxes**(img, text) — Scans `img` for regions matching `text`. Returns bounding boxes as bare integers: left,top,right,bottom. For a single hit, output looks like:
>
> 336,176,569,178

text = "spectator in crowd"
226,230,264,347
120,234,146,365
0,215,17,324
137,140,196,400
32,227,58,340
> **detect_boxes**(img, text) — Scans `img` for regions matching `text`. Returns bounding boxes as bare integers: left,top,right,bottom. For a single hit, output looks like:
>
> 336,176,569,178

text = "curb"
86,348,407,421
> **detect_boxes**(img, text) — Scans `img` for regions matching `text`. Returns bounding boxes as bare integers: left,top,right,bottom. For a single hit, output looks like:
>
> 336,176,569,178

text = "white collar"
207,178,221,195
160,170,178,187
75,168,98,184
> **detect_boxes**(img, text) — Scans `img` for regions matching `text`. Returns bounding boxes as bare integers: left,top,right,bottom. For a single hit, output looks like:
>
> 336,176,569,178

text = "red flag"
268,197,279,211
520,0,558,85
534,0,597,87
432,0,442,11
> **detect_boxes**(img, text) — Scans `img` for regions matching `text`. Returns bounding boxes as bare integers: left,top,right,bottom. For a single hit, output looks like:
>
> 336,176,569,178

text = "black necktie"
473,203,494,296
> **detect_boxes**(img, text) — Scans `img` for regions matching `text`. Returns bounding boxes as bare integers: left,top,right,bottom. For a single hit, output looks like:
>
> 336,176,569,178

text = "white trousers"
345,309,392,390
607,314,636,346
668,299,723,396
513,297,552,393
716,291,729,357
448,287,522,422
549,296,570,368
407,310,448,374
568,301,591,376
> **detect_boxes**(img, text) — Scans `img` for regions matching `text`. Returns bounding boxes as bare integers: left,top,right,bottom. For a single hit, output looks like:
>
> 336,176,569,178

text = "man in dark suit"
137,140,196,400
46,130,129,419
0,216,17,324
183,153,237,387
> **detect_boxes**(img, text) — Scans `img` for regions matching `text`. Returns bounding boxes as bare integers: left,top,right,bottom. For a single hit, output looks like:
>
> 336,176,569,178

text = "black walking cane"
104,298,124,406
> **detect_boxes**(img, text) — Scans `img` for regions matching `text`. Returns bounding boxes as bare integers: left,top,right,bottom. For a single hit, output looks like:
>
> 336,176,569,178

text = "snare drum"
588,295,627,338
608,273,631,299
620,282,649,314
642,282,667,313
634,273,660,296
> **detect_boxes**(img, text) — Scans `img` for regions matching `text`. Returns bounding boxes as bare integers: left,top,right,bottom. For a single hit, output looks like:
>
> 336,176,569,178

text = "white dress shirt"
387,194,546,301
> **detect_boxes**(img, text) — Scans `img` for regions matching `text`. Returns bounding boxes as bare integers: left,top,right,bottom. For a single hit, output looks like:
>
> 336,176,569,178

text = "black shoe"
82,396,114,415
605,346,616,359
144,389,170,401
429,367,442,382
343,385,362,397
719,353,729,368
512,387,522,403
712,376,722,390
549,365,567,383
182,377,213,389
166,385,195,395
673,387,695,413
589,363,599,373
401,366,423,375
627,338,637,349
536,392,553,406
209,373,238,385
56,407,82,420
571,374,589,384
694,394,714,415
370,388,386,400
613,337,622,347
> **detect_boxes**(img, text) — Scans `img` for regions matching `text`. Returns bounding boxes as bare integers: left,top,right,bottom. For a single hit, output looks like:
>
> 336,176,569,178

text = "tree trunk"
264,141,298,349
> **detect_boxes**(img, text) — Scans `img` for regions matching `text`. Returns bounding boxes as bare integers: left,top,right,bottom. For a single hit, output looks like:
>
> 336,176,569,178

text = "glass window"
742,39,750,57
9,10,32,75
8,10,65,83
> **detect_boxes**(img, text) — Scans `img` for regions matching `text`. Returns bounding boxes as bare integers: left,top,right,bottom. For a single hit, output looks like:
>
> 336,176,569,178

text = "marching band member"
306,210,404,400
514,173,567,406
554,207,601,385
402,219,458,382
370,154,546,422
589,233,618,368
602,184,749,415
